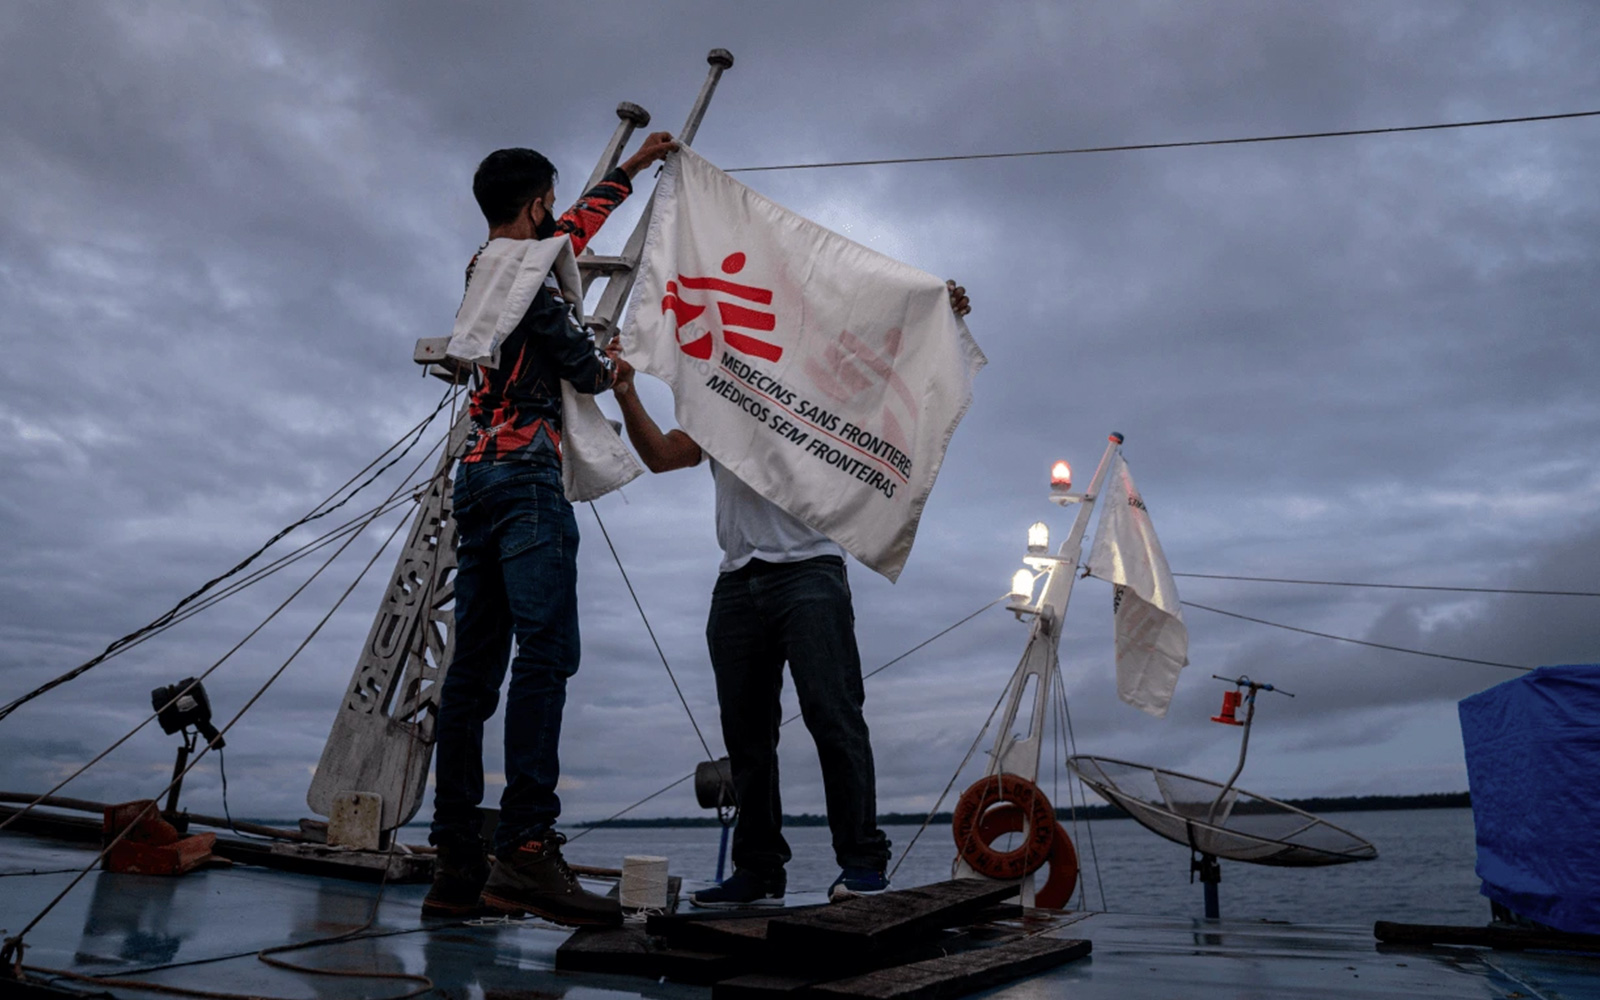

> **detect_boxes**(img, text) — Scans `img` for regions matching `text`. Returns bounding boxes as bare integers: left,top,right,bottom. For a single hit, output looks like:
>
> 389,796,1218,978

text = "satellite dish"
1067,676,1376,919
1066,754,1378,866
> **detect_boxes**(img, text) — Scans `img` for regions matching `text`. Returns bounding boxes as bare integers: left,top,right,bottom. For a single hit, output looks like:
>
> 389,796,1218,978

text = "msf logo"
662,252,782,362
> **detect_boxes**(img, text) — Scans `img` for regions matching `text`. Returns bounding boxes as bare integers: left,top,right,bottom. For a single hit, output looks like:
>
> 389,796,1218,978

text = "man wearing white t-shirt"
612,283,970,907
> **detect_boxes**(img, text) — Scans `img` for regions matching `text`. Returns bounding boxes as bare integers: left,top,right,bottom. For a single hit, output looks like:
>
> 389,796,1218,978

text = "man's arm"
517,287,615,394
556,132,678,255
611,358,702,472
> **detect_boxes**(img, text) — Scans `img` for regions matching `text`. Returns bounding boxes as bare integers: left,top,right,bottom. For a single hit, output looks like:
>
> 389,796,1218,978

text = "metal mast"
954,433,1123,901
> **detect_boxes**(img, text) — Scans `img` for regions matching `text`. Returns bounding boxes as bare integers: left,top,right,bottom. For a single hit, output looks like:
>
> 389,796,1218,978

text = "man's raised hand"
946,279,971,317
622,131,680,178
606,336,636,395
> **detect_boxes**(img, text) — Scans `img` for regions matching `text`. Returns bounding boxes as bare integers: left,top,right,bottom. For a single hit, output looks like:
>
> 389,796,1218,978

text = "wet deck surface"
4,831,1597,999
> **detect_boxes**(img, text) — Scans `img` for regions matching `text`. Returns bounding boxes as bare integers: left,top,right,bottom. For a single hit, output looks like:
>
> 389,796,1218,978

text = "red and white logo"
662,252,783,362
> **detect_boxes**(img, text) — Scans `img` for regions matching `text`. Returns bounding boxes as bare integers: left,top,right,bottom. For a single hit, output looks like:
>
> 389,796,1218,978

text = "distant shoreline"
574,791,1472,828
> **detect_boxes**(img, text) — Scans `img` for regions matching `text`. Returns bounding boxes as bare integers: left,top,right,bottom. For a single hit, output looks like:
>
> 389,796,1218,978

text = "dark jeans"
430,460,580,855
707,555,891,878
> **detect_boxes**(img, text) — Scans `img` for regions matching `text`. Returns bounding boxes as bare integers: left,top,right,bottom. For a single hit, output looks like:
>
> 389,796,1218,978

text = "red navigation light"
1049,460,1072,493
1211,690,1244,726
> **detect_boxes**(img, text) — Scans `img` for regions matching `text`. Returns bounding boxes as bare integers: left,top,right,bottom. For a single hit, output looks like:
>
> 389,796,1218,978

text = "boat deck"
4,831,1596,999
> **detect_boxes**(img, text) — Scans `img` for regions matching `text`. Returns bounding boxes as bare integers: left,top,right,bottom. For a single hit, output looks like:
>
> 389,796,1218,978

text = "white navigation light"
1009,569,1036,603
1027,521,1049,555
1050,460,1072,494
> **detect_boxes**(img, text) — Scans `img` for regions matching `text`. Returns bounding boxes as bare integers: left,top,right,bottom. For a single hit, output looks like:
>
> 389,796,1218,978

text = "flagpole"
587,49,735,341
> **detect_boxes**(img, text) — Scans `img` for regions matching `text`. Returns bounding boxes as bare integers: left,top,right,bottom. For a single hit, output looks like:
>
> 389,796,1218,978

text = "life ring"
951,774,1057,880
975,805,1079,909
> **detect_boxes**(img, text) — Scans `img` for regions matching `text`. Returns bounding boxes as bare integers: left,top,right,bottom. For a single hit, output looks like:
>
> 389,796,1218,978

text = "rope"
215,747,257,841
1055,667,1106,912
0,424,454,837
568,774,694,843
1173,571,1600,598
0,387,456,725
888,670,1011,882
862,598,1006,684
81,469,441,669
774,596,1007,729
724,108,1600,173
24,960,432,1000
570,595,1005,839
21,408,467,997
2,488,419,965
585,501,717,761
1180,600,1534,671
51,922,468,982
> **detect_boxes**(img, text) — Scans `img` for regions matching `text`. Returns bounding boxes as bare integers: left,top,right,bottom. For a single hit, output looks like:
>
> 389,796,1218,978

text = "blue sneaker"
829,867,889,902
689,870,786,909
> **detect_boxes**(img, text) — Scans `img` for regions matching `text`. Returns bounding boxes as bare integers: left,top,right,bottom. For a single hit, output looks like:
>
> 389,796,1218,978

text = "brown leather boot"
479,832,621,926
422,835,491,918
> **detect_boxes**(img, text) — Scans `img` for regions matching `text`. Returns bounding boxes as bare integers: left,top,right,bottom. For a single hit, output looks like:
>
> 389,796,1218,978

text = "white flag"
1087,453,1189,716
621,147,986,581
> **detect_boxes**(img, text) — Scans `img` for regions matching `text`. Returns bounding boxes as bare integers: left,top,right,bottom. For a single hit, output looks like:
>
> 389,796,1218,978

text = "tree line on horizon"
574,790,1473,827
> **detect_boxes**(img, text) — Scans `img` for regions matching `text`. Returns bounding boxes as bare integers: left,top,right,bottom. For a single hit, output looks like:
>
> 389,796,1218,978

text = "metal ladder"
305,50,734,836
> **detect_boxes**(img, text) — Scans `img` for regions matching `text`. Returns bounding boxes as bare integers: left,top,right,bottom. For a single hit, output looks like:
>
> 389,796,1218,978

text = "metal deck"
4,831,1597,999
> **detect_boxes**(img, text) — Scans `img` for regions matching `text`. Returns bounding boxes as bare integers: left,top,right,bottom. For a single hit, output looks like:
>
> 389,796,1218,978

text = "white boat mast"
954,432,1122,898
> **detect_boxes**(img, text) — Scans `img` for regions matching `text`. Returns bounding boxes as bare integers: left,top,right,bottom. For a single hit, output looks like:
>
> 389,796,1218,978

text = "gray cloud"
2,2,1597,833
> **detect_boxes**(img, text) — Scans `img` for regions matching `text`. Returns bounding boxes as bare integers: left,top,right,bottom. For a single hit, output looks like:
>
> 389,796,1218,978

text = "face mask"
531,195,558,240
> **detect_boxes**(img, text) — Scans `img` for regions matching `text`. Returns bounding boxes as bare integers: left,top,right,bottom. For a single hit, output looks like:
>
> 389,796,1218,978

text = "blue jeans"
707,556,891,877
430,460,580,854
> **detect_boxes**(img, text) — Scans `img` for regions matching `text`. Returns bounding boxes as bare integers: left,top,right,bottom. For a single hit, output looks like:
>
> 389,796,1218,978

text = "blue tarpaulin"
1459,663,1600,934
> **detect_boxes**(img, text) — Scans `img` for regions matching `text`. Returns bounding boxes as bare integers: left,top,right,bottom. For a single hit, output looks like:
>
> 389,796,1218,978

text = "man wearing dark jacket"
423,132,676,926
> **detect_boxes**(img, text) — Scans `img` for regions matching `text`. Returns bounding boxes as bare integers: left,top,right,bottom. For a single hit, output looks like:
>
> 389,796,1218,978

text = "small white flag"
1087,453,1189,716
620,147,985,581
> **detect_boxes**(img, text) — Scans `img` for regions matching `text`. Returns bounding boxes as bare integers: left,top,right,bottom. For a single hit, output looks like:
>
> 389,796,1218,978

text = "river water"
548,808,1485,927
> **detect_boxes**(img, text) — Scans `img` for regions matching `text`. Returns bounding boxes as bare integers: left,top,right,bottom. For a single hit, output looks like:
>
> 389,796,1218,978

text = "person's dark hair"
473,148,558,227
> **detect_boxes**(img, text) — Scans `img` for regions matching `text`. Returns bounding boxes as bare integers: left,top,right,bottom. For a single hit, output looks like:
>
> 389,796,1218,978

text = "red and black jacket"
460,169,631,468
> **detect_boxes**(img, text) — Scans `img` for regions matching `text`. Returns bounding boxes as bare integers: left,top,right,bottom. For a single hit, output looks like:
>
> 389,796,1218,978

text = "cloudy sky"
2,2,1597,849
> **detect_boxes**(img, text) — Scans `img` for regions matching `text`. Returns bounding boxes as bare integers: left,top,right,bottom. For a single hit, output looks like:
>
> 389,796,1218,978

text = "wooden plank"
807,935,1091,1000
711,930,979,1000
1374,920,1600,954
766,879,1020,960
714,972,817,1000
648,904,829,952
556,925,749,984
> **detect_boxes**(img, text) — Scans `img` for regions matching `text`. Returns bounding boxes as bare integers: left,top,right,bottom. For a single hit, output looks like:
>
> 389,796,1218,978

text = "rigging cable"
4,498,418,974
1180,600,1533,671
1173,572,1600,598
0,386,457,724
778,596,1006,727
725,108,1600,174
1055,666,1108,913
211,385,468,1000
39,467,442,691
569,595,1004,841
0,415,456,836
887,667,1012,882
586,501,718,762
